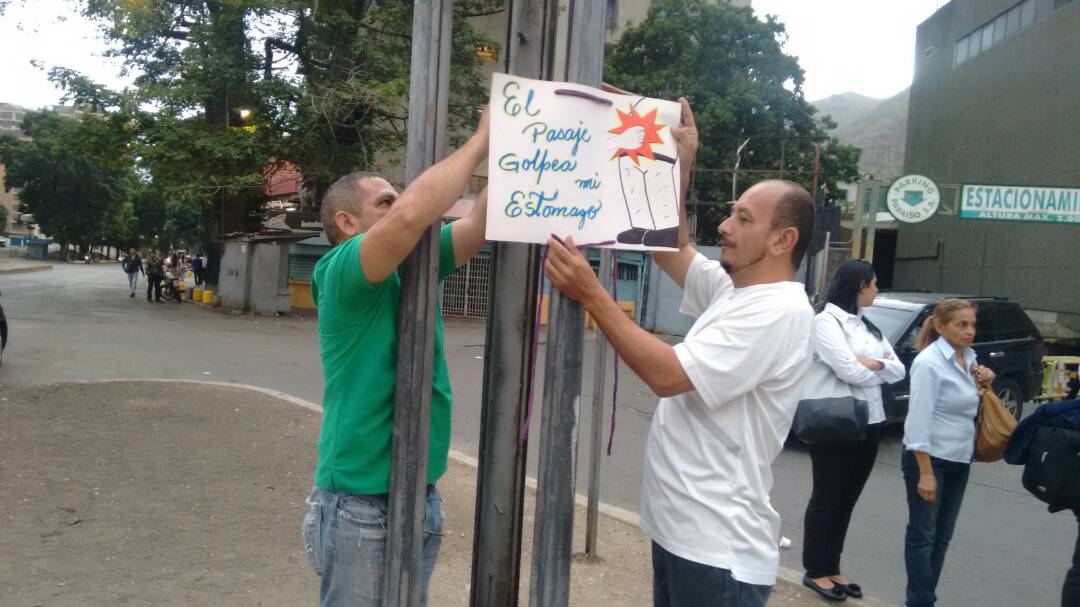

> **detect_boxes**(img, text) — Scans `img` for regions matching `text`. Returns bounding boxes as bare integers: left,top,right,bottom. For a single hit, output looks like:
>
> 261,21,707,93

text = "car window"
864,306,917,346
992,303,1034,340
974,305,996,343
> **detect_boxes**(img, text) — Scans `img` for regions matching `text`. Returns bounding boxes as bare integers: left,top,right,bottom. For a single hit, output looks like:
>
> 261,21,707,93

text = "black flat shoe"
836,582,863,599
803,575,847,602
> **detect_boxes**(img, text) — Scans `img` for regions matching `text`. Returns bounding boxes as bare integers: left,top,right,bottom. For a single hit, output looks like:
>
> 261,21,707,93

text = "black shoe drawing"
642,227,678,248
616,227,648,245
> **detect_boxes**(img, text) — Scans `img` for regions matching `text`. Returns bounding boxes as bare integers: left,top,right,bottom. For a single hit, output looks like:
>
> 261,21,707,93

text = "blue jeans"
651,541,772,607
902,451,970,607
301,486,444,607
127,271,139,294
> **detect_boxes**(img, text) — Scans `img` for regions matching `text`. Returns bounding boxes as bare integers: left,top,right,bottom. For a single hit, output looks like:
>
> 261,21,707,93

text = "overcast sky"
0,0,947,110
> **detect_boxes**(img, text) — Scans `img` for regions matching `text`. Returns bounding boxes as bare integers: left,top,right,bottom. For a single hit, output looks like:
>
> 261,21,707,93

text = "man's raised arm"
651,98,699,289
360,108,490,284
449,188,489,268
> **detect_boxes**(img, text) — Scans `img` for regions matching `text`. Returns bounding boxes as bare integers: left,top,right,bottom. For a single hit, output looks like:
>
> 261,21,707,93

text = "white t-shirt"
639,253,814,586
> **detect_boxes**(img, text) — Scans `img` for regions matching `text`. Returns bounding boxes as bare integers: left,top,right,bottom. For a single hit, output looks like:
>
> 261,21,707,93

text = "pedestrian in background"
122,248,144,299
801,260,906,601
192,253,205,286
902,299,995,607
145,250,164,303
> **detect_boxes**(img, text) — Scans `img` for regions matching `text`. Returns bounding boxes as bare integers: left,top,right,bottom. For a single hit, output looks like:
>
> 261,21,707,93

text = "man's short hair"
768,180,816,270
320,171,383,246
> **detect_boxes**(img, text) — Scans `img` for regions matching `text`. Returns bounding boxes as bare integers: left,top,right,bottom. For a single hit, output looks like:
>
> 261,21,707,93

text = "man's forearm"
676,157,692,248
582,289,692,398
361,133,487,282
395,134,487,234
650,163,696,286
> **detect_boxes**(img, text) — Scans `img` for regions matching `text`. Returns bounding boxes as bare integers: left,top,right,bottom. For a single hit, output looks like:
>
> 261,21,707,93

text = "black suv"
862,292,1045,422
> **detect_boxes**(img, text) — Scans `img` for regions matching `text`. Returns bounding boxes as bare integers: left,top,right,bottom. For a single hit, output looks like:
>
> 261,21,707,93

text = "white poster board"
486,73,682,250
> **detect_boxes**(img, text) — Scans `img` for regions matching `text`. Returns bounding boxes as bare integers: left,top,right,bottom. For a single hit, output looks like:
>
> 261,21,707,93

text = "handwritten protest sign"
486,73,683,250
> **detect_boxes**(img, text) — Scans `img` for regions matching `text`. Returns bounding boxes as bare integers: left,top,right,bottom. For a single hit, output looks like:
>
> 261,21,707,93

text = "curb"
38,378,895,606
0,264,53,276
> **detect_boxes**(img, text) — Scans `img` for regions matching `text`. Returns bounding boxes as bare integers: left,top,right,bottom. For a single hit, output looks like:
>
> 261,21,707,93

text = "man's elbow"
652,376,692,398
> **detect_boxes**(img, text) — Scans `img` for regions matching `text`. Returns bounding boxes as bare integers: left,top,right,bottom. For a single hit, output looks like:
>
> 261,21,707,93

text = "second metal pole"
529,1,607,605
469,1,559,604
585,249,613,557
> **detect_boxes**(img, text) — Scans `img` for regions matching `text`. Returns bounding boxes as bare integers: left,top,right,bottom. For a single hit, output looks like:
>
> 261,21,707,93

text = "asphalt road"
1,263,1075,606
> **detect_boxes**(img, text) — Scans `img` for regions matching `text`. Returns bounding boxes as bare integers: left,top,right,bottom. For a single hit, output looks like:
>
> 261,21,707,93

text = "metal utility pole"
585,250,612,557
384,1,452,606
529,1,607,605
732,138,751,201
469,0,559,605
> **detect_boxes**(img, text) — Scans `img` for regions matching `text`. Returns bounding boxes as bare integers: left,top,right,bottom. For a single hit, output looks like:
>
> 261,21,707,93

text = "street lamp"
732,138,751,202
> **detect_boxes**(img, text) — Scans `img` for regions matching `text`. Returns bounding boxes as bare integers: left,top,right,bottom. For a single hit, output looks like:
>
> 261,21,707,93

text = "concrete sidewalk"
0,380,891,606
0,257,53,275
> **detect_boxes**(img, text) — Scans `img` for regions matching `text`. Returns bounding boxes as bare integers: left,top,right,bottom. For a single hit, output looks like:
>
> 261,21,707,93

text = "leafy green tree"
60,0,498,282
274,0,499,200
0,204,8,234
604,0,860,243
0,111,136,257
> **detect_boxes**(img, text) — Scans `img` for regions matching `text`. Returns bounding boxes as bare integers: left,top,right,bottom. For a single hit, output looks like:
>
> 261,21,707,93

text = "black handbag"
792,351,870,444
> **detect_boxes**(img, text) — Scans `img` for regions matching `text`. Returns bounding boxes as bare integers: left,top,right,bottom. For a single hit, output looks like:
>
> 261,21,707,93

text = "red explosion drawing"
608,104,666,165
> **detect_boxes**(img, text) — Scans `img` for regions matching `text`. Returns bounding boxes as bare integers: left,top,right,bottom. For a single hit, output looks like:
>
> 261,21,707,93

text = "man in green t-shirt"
301,110,491,606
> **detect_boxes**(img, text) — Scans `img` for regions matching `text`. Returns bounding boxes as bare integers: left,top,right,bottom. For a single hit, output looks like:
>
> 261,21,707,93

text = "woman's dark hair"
824,259,883,340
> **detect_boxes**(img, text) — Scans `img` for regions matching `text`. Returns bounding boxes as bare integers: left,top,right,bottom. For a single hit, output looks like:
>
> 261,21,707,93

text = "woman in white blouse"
801,260,906,602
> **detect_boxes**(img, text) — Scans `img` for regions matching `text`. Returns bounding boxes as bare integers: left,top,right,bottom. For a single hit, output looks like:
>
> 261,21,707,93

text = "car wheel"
993,377,1024,420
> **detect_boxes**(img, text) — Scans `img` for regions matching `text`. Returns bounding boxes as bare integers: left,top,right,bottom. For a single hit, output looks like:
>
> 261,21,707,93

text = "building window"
993,14,1007,44
1007,5,1022,34
981,23,994,50
955,36,969,65
954,0,1041,68
968,29,982,58
1021,0,1036,27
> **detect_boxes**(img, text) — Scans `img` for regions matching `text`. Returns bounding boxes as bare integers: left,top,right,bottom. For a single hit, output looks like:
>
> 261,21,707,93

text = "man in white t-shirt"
544,99,815,607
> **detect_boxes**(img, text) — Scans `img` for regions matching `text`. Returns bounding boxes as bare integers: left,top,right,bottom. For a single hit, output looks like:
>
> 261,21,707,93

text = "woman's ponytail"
914,315,938,352
915,298,976,352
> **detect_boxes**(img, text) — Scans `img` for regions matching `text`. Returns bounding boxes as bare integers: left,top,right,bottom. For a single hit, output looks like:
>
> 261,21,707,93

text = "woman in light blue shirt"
902,299,995,607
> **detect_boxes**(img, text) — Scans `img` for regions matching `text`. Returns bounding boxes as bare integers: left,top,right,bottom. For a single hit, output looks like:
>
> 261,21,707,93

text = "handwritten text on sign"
485,73,683,250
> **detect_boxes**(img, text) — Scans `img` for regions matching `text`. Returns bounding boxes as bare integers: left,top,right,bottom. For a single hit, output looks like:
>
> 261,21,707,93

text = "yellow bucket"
193,287,203,301
178,281,186,292
202,289,214,305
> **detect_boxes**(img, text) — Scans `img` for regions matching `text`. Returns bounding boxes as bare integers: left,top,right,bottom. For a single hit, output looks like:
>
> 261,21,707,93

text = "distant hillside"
812,88,909,180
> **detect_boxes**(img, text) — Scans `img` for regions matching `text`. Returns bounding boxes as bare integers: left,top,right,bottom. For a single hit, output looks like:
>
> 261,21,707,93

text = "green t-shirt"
312,223,457,495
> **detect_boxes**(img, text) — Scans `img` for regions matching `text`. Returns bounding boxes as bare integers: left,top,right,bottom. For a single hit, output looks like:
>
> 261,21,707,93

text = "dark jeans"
902,450,971,607
1065,511,1080,607
146,275,162,301
651,541,772,607
803,424,880,579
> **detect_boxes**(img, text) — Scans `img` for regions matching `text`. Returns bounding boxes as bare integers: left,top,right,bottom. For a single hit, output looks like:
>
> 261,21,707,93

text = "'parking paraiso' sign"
961,184,1080,224
887,174,940,223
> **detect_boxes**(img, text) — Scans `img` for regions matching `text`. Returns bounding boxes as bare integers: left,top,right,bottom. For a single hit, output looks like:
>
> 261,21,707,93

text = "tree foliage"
44,0,499,278
0,111,136,254
604,0,860,243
